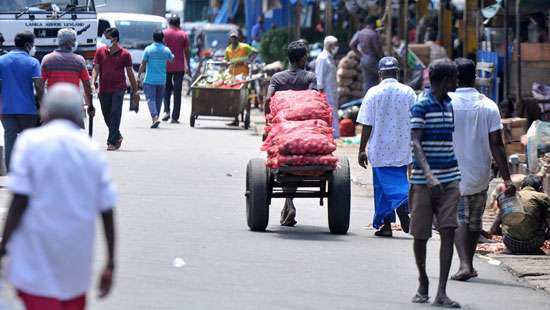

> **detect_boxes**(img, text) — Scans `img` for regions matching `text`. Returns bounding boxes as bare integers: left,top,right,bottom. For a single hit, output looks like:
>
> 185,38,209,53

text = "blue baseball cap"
378,56,399,71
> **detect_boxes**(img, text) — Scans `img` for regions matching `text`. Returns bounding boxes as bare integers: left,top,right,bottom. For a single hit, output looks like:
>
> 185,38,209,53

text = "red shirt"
93,46,132,93
41,50,89,88
163,27,189,73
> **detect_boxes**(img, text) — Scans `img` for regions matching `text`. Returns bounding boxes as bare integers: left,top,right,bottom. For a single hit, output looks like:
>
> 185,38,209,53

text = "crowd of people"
0,12,548,310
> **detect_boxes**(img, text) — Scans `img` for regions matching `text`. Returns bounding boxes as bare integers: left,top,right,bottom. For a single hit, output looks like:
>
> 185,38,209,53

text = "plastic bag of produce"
337,68,356,78
351,81,363,91
337,77,354,87
338,87,351,96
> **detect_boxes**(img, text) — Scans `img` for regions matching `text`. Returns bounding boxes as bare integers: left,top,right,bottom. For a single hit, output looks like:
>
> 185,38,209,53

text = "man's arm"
126,66,138,94
0,194,29,258
358,125,372,168
91,64,100,93
489,130,513,190
137,60,146,83
412,128,442,190
98,209,116,298
32,77,44,105
82,79,93,109
349,33,361,57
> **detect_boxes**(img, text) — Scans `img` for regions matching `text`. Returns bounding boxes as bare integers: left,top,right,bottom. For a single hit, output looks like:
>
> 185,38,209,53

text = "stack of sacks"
337,51,364,105
263,90,339,169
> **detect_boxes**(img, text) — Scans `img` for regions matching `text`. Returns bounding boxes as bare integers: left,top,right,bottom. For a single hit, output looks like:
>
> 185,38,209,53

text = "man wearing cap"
224,30,256,77
224,30,256,126
357,56,416,237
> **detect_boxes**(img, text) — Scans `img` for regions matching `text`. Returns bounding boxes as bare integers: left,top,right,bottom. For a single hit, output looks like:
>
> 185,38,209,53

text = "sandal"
432,299,461,308
412,293,430,304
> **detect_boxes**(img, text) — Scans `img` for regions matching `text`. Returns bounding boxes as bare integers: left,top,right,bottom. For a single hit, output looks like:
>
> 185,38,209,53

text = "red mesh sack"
267,90,332,124
267,154,339,169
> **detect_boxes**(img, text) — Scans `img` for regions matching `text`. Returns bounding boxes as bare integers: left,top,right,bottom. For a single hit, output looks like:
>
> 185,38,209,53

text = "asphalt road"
0,95,548,309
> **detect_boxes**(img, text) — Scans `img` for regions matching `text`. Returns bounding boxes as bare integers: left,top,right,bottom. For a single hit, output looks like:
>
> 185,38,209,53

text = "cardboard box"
519,43,550,62
505,142,525,156
502,118,527,143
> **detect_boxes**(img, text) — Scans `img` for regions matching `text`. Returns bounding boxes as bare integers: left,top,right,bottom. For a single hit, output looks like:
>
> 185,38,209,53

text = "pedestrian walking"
138,30,174,129
0,31,43,171
92,27,139,151
162,15,190,123
315,36,340,139
41,28,95,128
349,16,384,93
265,40,317,227
251,14,266,48
409,59,461,308
357,56,415,237
449,58,514,282
0,83,117,310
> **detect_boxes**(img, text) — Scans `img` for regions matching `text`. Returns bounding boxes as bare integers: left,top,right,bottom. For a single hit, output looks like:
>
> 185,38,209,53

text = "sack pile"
337,51,364,105
263,90,338,169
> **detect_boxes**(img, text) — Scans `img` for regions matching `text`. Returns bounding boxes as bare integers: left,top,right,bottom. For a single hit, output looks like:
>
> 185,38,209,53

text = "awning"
214,0,240,24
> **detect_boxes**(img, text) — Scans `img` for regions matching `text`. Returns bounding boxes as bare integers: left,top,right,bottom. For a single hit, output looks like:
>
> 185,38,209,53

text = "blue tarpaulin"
214,0,240,24
244,0,291,41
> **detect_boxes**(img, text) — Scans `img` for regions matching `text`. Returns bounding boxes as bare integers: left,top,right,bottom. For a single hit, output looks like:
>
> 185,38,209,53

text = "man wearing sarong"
265,40,317,227
357,57,415,237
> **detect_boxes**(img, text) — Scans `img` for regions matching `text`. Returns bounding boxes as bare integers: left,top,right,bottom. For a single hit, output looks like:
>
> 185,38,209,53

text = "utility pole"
325,0,333,35
515,0,522,114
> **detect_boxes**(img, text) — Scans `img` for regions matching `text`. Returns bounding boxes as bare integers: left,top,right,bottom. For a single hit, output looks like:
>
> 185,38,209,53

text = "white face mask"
71,41,79,52
29,46,36,56
101,35,113,48
331,46,339,55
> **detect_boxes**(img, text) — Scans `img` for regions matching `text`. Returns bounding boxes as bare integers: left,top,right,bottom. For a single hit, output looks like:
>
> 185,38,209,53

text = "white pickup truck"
0,0,99,70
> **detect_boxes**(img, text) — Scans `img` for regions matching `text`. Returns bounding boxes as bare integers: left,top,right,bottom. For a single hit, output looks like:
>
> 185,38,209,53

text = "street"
1,95,548,309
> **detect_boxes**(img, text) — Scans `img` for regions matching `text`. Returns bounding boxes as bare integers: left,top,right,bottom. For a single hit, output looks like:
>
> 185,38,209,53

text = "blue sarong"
372,166,409,229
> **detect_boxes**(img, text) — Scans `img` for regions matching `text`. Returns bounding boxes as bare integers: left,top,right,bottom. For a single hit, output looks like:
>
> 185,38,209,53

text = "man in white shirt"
450,58,513,282
0,83,117,309
315,35,340,138
357,57,416,237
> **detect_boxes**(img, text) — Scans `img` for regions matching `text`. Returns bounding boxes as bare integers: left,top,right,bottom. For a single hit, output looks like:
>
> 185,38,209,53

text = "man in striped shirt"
409,59,461,308
41,28,94,123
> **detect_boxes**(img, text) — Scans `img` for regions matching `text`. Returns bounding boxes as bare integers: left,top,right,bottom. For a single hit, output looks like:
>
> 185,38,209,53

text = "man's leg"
99,93,113,145
143,83,158,119
171,72,184,122
156,85,166,119
163,72,174,120
108,91,124,147
409,184,433,303
413,238,430,301
433,182,461,308
281,187,297,227
1,116,18,171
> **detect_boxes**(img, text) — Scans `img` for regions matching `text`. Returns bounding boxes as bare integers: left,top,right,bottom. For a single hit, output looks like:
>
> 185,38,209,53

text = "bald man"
0,83,117,310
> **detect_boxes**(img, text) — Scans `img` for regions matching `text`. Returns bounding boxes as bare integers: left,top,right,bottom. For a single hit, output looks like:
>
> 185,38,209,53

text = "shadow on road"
266,225,353,242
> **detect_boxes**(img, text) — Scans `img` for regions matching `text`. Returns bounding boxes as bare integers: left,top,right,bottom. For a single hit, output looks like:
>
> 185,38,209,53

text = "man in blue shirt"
409,59,461,308
138,30,174,129
251,15,265,48
0,31,44,170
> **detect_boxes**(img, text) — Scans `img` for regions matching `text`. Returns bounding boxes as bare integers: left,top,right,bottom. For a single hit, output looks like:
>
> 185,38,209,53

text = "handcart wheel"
246,158,270,231
190,113,197,127
327,156,351,234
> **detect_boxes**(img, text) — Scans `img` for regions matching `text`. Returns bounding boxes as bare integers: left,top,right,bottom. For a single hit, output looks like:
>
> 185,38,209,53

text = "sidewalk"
250,109,550,294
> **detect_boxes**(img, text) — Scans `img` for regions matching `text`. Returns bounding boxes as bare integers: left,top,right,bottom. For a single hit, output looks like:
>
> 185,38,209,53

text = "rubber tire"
190,113,196,127
327,156,351,234
244,110,251,130
246,158,269,231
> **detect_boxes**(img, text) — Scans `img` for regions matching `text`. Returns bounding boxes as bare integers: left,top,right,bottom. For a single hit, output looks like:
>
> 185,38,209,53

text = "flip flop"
451,270,476,282
432,299,461,308
411,293,430,304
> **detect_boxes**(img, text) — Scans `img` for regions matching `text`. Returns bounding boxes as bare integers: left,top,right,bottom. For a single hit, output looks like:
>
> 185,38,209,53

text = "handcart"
245,157,351,234
190,60,253,129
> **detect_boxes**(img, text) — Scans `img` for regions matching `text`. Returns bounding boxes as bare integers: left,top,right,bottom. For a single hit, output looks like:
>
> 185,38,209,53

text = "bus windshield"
0,0,95,13
115,20,167,50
